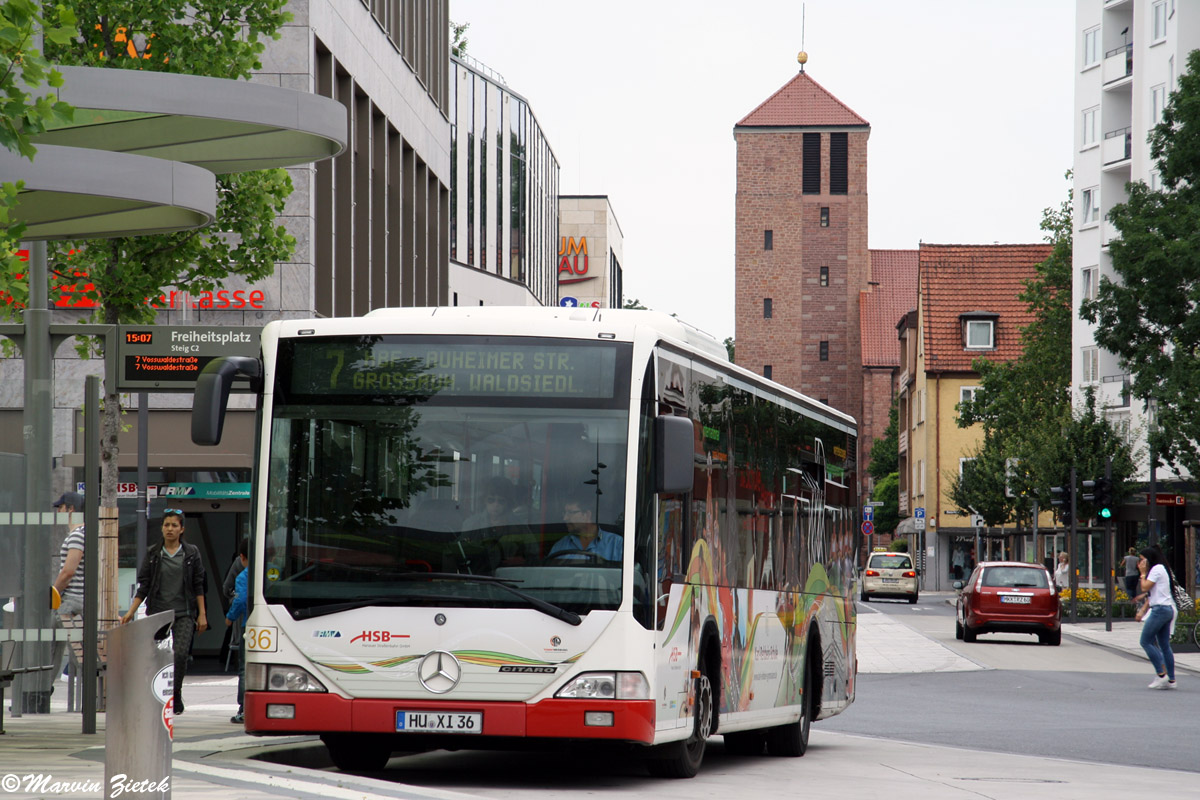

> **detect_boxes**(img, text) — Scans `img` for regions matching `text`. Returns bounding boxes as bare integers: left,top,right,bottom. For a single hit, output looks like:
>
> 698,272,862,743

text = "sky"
449,0,1076,344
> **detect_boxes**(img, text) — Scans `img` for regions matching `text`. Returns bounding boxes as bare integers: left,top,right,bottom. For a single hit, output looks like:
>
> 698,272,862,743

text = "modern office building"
448,54,560,307
1072,0,1199,547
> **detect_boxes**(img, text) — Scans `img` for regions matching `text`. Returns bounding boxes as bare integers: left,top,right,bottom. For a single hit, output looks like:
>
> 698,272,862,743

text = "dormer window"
960,311,998,350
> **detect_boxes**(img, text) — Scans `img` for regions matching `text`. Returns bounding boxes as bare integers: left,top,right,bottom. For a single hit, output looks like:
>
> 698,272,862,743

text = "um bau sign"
557,237,597,285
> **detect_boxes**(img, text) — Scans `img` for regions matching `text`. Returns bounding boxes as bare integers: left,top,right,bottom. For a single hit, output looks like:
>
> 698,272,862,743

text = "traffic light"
1082,478,1115,520
1094,478,1114,519
1050,483,1074,527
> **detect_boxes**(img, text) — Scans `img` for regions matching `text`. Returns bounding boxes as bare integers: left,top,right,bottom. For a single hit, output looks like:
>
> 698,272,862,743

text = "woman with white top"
1137,546,1177,690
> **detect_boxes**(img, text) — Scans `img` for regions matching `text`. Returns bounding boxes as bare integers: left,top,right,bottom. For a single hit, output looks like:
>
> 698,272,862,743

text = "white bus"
193,307,858,778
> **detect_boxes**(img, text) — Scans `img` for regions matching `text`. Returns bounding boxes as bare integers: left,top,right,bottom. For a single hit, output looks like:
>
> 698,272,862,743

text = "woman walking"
1137,546,1178,690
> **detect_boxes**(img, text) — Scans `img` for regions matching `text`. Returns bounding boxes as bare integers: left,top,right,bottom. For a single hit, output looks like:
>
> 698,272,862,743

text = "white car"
860,552,919,603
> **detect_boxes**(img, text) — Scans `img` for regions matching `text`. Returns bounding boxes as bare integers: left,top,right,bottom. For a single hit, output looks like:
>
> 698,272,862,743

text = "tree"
1081,48,1200,481
0,0,75,293
622,297,648,310
450,20,469,57
723,336,734,362
867,395,898,481
871,471,899,537
22,1,294,517
955,179,1135,523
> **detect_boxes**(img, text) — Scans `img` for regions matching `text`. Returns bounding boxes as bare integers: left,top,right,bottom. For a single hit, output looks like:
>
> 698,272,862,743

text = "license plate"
396,710,482,734
1000,595,1032,604
882,578,899,584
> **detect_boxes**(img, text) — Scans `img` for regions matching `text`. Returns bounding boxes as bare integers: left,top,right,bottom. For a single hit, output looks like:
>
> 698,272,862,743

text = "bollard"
105,611,175,799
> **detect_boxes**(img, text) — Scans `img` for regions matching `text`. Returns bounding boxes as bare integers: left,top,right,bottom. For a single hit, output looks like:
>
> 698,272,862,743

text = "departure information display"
283,338,623,400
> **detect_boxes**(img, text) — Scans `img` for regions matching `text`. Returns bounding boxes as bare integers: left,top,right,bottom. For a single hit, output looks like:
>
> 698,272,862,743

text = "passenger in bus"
547,494,623,562
461,477,536,567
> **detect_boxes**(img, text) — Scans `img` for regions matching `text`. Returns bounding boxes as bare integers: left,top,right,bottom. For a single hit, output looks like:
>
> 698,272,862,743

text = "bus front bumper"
244,692,656,743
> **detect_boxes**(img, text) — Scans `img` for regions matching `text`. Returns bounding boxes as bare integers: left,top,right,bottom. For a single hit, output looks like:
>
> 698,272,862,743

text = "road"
240,594,1200,798
826,597,1200,772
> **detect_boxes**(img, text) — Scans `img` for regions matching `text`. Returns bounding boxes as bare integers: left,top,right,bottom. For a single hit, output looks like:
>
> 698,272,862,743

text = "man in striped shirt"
51,491,86,677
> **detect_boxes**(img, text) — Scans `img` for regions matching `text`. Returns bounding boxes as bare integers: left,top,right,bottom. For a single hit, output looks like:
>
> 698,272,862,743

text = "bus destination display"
289,340,619,399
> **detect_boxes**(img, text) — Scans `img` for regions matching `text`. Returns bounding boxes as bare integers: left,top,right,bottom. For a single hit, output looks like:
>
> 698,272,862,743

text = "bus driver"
547,494,623,562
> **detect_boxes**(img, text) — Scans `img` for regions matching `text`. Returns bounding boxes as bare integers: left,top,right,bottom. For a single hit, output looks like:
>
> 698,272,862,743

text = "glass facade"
450,57,560,306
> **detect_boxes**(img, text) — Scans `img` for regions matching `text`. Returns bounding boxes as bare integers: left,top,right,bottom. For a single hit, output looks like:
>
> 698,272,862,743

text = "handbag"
1169,568,1195,612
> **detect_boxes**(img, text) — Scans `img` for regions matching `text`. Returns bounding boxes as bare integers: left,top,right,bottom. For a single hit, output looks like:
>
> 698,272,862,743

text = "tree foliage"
871,471,899,537
954,181,1135,525
1081,48,1200,480
2,1,295,512
0,0,76,286
450,20,469,57
867,395,898,481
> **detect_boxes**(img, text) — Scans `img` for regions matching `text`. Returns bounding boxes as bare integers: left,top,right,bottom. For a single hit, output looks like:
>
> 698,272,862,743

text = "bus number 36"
245,626,278,652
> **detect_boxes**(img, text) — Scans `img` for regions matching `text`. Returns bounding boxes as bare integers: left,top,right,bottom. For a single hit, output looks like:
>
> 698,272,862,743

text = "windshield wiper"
401,572,582,626
291,597,412,620
288,574,582,626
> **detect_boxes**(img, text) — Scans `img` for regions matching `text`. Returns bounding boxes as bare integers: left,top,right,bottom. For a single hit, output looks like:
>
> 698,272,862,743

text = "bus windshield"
263,335,633,616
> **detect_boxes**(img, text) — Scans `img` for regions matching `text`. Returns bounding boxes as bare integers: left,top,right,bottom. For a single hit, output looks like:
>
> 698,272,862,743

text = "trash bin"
105,611,175,799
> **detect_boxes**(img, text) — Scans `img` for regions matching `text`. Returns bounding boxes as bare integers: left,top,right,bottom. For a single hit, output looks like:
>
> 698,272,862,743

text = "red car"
954,561,1061,646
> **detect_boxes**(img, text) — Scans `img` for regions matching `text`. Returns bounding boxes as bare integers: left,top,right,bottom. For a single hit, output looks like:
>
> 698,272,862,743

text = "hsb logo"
350,630,407,644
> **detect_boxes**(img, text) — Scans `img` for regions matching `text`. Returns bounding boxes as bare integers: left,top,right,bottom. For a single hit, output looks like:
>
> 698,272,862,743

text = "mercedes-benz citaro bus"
191,307,858,778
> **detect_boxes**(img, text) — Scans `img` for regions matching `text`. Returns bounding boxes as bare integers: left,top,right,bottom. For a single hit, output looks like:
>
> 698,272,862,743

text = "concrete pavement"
0,600,1196,799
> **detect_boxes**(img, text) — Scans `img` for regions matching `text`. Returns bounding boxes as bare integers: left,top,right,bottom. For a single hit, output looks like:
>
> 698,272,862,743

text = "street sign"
861,520,874,537
1147,493,1186,506
117,324,260,391
863,506,874,521
867,501,885,507
970,514,985,529
914,507,926,531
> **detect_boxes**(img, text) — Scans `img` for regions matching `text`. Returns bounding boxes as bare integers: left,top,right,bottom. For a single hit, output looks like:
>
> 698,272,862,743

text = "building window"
819,266,829,286
1082,267,1099,301
965,320,994,349
917,389,925,423
802,132,821,194
1082,107,1098,149
764,297,773,318
819,398,827,405
829,132,848,195
1083,27,1100,69
819,340,829,361
960,386,979,404
916,459,925,495
1153,1,1168,42
1152,84,1167,125
764,365,773,380
820,207,829,227
764,229,773,250
1081,187,1099,227
1081,346,1099,383
1150,169,1162,191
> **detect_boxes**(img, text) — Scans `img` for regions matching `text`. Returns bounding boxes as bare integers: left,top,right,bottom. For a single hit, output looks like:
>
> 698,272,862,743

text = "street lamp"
1148,397,1158,546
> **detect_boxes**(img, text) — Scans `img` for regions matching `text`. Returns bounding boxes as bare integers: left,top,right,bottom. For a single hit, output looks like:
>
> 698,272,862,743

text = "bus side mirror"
654,415,694,494
192,356,262,446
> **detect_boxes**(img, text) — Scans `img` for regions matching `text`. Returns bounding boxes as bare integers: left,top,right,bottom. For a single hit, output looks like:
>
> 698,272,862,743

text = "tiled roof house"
897,243,1052,590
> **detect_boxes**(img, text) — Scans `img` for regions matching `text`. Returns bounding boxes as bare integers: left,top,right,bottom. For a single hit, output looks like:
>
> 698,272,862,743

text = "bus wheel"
647,670,713,778
321,734,392,772
766,647,815,757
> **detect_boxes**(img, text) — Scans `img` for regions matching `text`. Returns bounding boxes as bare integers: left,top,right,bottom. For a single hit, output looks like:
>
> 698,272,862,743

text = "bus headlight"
555,671,649,700
249,664,327,692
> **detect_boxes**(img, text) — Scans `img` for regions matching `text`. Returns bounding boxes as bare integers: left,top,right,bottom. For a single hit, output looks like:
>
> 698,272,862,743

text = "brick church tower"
733,66,870,427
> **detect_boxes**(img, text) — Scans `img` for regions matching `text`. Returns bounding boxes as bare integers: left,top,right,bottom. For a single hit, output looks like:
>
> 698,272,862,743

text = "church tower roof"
735,71,868,129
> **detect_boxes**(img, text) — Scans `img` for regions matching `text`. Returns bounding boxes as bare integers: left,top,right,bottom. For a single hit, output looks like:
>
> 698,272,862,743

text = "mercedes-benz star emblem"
417,650,462,694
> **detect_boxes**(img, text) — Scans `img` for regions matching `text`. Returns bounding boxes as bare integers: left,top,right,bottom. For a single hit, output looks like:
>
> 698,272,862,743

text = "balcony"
1104,44,1133,85
1102,127,1131,166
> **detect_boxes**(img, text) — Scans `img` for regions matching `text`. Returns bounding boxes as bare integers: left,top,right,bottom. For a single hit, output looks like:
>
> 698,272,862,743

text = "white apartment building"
1073,0,1200,490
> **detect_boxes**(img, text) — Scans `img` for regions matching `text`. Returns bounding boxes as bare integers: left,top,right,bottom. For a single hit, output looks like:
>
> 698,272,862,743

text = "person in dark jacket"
119,509,208,714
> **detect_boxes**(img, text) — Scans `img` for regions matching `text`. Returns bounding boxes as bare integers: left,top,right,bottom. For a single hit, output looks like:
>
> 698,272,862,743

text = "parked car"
954,561,1061,645
860,552,919,603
